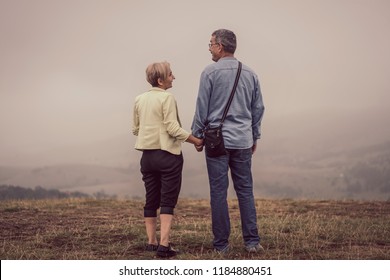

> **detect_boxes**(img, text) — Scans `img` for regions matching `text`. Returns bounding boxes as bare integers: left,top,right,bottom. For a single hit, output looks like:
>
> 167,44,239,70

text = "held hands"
186,134,204,152
194,138,204,152
195,143,204,152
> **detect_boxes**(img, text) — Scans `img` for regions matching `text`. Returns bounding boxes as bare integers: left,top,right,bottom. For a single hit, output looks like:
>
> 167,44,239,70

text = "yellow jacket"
132,87,190,155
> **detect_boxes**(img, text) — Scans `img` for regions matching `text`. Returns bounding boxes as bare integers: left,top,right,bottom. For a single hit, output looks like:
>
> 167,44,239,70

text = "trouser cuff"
144,208,157,217
160,206,174,215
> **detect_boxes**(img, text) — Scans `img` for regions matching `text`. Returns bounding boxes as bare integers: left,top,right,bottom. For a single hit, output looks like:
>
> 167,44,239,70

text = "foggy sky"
1,0,390,163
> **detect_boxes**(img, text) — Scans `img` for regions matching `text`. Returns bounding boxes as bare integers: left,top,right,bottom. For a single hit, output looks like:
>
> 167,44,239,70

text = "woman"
132,61,202,258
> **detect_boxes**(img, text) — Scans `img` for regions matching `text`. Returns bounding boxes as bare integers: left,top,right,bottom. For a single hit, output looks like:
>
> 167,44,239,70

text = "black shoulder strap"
220,61,242,125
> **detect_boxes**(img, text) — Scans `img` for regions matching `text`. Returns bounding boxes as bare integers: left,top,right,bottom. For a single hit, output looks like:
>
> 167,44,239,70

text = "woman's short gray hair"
212,29,237,54
145,61,171,87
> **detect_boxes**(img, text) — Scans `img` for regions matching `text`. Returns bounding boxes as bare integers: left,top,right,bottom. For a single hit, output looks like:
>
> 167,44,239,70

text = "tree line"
0,185,89,200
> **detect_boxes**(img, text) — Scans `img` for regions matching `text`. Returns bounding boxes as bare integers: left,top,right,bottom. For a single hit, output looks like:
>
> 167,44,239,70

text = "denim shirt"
191,57,265,149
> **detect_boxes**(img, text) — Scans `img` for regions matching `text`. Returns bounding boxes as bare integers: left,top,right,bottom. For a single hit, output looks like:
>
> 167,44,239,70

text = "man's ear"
218,44,223,53
157,78,163,86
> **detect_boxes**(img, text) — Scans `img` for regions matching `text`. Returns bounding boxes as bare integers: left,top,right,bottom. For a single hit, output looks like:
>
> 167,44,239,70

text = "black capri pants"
140,149,183,217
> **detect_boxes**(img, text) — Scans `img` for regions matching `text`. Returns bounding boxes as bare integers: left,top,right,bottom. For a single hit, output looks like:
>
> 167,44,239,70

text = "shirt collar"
218,56,237,62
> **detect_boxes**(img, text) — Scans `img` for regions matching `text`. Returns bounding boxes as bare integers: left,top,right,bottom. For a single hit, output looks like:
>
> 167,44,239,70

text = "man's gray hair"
212,29,237,54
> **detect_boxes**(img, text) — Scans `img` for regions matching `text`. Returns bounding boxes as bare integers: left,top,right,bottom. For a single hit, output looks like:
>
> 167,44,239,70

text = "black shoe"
145,244,158,251
156,244,178,258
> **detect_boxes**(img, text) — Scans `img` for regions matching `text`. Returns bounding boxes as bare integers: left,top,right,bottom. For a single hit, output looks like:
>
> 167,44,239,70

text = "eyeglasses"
208,43,220,48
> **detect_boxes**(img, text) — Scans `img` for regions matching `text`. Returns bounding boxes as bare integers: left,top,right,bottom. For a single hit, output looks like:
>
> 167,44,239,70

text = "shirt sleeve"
191,71,212,138
132,97,140,136
163,94,190,141
251,75,265,141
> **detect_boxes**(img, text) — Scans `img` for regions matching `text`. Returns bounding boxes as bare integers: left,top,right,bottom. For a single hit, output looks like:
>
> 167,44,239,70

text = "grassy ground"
0,198,389,259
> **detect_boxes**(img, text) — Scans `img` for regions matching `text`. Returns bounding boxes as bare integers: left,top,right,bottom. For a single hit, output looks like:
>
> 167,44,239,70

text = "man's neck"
220,52,234,58
215,52,234,62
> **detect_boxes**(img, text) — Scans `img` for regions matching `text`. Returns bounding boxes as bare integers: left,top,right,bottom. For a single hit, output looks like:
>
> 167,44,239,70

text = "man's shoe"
156,244,178,258
145,244,158,252
245,244,264,253
213,245,230,254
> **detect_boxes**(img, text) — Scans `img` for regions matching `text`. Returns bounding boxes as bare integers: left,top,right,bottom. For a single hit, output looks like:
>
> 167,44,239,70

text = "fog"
1,0,390,199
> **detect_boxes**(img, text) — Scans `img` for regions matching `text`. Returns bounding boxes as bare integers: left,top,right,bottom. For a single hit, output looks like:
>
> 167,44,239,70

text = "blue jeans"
206,148,260,250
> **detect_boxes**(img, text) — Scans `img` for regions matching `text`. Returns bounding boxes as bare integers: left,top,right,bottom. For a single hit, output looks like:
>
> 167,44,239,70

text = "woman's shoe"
156,244,178,258
145,244,159,251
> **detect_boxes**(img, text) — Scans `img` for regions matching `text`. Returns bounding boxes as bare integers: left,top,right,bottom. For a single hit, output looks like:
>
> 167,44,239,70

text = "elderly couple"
132,29,265,258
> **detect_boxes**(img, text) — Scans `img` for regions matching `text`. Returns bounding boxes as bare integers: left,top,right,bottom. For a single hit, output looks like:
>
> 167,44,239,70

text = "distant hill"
255,140,390,200
0,164,143,198
1,140,389,200
1,110,390,200
0,185,90,200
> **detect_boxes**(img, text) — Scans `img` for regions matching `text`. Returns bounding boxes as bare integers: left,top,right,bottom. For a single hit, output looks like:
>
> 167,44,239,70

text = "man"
191,29,265,253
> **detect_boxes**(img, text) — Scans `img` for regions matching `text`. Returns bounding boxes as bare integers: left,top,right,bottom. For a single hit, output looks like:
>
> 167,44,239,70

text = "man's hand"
195,144,204,152
252,143,257,154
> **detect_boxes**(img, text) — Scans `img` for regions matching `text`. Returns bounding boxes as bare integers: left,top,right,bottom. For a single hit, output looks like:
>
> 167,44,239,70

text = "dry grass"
0,198,389,259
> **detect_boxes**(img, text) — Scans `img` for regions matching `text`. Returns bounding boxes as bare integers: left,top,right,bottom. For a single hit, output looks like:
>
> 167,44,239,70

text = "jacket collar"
150,87,166,92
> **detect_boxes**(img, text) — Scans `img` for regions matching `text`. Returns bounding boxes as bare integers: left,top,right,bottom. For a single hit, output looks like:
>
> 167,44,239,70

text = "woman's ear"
157,78,163,86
